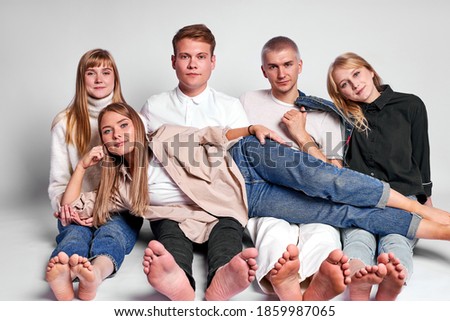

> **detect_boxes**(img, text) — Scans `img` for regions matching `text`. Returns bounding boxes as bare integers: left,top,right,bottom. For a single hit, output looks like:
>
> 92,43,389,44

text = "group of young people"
46,24,450,302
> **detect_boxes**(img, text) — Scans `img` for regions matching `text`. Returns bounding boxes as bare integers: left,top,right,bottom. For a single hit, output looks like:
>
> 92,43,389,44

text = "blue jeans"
229,136,421,239
51,211,143,273
341,196,419,282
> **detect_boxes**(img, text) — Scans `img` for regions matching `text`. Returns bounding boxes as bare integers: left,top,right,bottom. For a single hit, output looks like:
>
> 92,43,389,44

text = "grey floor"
1,196,450,302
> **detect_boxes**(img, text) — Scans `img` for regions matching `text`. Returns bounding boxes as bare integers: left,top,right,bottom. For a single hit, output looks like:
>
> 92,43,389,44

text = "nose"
277,67,286,79
187,57,197,69
95,73,103,83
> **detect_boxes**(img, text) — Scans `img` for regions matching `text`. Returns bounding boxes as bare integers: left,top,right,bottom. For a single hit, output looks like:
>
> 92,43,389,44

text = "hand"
251,125,287,145
282,108,309,143
55,204,75,226
79,145,104,170
71,211,94,227
424,196,433,207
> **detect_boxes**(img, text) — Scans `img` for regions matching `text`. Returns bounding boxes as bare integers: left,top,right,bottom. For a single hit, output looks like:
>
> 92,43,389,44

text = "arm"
226,125,287,145
60,145,104,205
410,97,432,203
282,108,340,166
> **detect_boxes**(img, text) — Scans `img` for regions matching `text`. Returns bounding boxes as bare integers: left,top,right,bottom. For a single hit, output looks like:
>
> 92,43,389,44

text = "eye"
354,71,360,77
180,54,188,60
86,71,95,76
120,122,128,129
102,129,111,135
198,54,207,60
103,70,112,76
285,62,293,68
340,82,348,89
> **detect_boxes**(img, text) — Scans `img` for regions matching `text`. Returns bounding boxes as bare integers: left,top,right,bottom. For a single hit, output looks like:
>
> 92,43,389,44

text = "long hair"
93,102,149,226
172,24,216,56
327,52,383,132
57,49,126,156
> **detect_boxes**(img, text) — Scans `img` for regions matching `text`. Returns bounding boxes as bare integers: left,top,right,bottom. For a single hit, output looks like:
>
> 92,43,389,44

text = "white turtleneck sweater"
48,93,113,211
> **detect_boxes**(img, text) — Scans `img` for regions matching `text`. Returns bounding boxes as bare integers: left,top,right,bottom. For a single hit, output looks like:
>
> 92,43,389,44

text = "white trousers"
246,217,341,294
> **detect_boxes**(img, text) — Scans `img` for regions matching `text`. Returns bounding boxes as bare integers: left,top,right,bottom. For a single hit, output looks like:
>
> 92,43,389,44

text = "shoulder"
209,88,240,102
146,89,175,103
51,109,68,131
391,90,426,111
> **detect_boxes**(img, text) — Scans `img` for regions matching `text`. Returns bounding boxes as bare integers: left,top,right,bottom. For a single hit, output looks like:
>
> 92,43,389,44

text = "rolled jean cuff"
375,181,391,208
406,213,422,240
90,253,119,276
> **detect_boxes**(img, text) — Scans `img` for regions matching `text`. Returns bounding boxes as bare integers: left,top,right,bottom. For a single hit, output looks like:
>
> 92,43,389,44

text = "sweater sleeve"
48,120,74,211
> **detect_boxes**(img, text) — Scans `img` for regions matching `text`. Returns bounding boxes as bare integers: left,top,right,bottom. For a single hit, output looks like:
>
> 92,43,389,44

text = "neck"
271,88,299,104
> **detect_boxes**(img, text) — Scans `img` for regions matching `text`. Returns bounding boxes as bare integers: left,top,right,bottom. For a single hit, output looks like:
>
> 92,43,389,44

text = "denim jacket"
295,91,354,164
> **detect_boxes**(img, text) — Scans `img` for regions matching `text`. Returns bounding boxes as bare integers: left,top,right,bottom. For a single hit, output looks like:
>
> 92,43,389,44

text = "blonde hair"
54,49,126,156
93,102,149,226
327,52,383,132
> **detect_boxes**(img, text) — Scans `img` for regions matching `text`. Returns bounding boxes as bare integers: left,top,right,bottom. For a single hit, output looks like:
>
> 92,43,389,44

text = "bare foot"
375,253,405,301
46,252,74,301
142,240,195,301
69,254,98,301
303,249,351,301
204,247,258,301
267,244,302,300
348,263,387,301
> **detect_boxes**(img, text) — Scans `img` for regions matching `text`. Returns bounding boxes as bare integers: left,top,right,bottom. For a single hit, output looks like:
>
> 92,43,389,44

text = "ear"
171,55,176,70
261,65,268,79
298,59,303,75
211,55,216,70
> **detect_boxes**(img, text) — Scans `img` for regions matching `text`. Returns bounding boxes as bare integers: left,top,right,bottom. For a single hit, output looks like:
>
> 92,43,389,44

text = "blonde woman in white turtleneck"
46,49,143,301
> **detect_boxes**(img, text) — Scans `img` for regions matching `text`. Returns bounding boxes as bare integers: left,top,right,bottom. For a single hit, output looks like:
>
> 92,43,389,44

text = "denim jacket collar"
294,90,354,162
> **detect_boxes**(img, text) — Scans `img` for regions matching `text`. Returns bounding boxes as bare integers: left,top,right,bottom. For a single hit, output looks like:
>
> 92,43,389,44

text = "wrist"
247,125,254,135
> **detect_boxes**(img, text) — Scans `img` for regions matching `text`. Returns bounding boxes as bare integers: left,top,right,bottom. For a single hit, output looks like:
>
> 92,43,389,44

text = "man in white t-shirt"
139,24,257,301
240,36,350,300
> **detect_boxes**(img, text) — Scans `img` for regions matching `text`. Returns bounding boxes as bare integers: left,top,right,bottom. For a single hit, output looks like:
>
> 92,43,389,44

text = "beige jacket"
72,125,248,243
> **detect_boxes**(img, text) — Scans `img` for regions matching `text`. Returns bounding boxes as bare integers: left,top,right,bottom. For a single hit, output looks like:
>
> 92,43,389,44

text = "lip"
355,86,365,96
277,80,290,86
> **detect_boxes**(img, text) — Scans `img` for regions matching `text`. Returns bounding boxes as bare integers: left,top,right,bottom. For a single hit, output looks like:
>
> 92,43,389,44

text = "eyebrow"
101,118,129,130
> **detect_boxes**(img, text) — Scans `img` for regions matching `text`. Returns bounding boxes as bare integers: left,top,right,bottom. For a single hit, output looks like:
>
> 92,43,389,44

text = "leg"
230,136,388,208
142,240,195,301
341,228,384,301
150,219,195,289
375,234,416,301
247,180,416,238
78,211,142,300
246,217,301,297
46,251,74,301
50,220,93,259
204,217,258,300
91,211,143,274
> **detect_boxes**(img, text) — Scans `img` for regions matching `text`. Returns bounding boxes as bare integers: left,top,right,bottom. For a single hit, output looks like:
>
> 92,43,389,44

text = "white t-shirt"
240,89,344,159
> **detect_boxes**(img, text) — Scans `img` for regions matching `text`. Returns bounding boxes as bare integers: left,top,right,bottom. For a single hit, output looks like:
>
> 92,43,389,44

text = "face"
261,48,302,100
84,65,115,99
171,38,216,97
100,111,135,157
332,66,380,104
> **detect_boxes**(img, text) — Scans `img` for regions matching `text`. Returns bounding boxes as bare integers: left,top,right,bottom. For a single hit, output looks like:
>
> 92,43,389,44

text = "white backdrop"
1,0,449,215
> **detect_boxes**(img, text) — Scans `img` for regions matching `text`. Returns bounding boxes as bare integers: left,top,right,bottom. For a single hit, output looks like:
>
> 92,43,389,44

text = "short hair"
172,24,216,55
261,36,300,63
